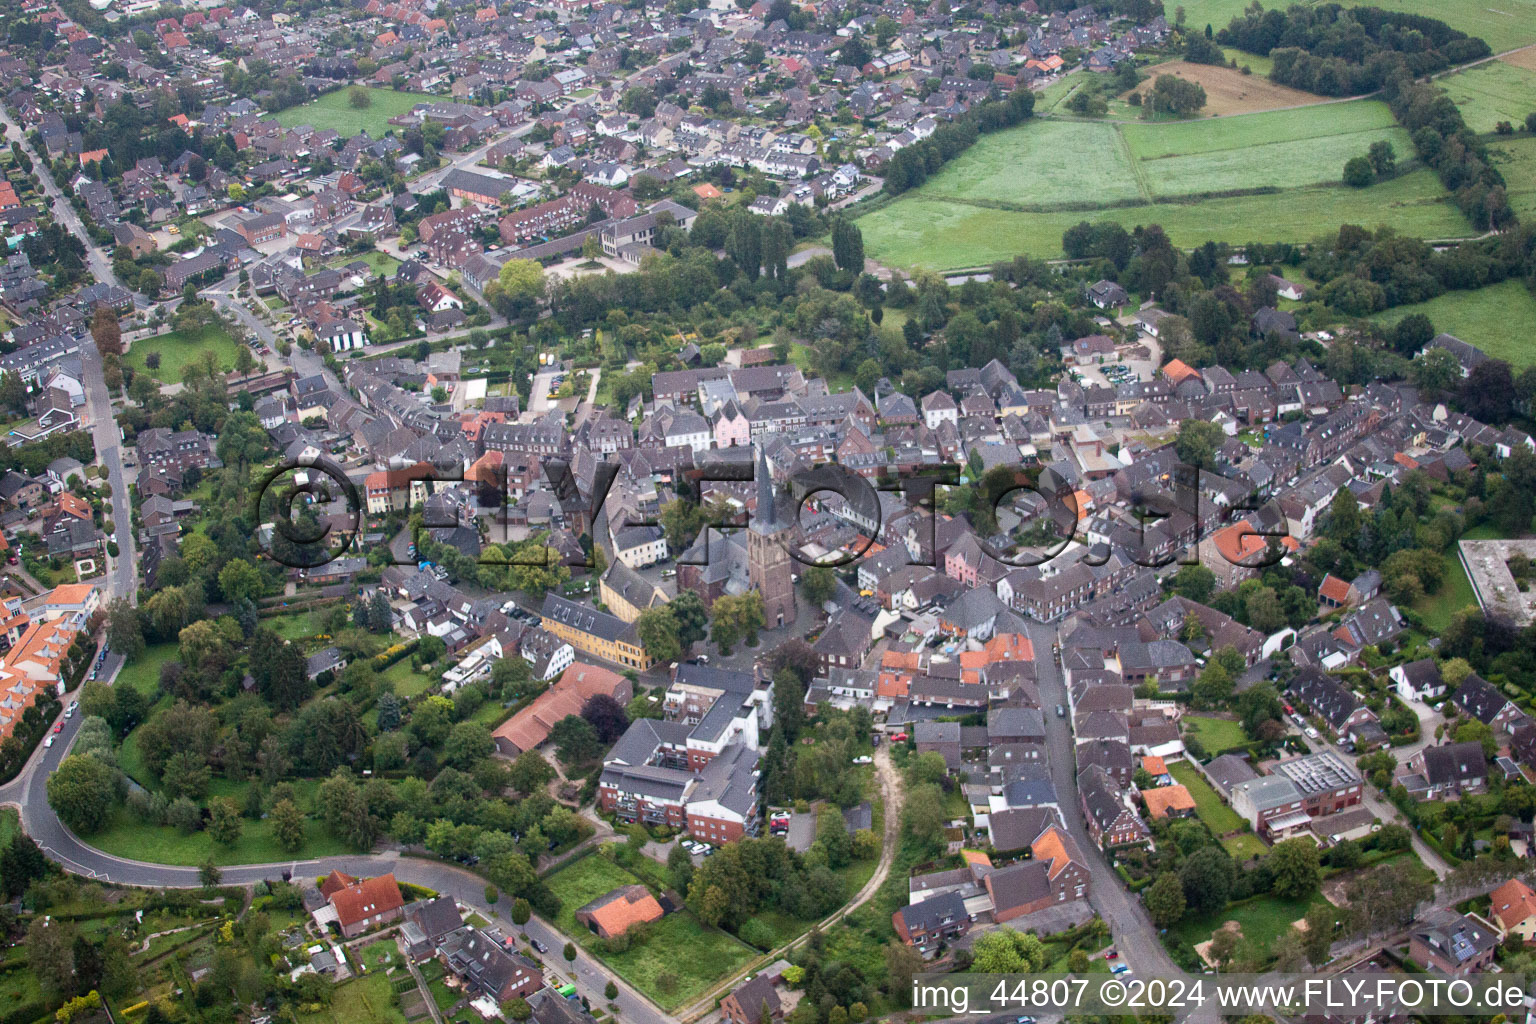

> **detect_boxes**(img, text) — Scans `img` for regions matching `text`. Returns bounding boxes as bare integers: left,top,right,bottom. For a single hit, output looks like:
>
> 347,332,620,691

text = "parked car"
1056,704,1066,717
43,736,53,748
530,939,549,955
1104,951,1118,960
52,723,62,733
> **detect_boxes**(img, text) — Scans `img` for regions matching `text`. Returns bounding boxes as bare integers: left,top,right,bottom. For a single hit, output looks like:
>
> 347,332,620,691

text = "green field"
89,797,357,865
1120,100,1413,197
126,324,243,384
1183,715,1249,755
298,972,409,1024
1413,545,1478,632
1176,0,1536,52
919,120,1146,206
1489,134,1536,220
1167,759,1247,835
275,88,435,139
1438,59,1536,133
1370,280,1536,369
115,643,180,699
543,852,758,1011
859,102,1473,270
1171,892,1327,960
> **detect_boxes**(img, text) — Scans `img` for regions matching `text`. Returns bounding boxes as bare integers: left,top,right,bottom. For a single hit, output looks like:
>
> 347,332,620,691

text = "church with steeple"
748,445,797,629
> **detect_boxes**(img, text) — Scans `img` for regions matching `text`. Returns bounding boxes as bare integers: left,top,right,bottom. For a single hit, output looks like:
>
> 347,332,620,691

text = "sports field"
1370,280,1536,369
1437,59,1536,133
275,88,433,138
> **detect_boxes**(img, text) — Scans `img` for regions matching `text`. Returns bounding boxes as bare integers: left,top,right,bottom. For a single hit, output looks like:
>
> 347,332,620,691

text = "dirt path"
674,743,904,1024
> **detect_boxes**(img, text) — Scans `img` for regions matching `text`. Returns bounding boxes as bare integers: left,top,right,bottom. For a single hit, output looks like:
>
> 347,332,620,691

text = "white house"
318,319,368,352
920,390,958,430
613,524,668,569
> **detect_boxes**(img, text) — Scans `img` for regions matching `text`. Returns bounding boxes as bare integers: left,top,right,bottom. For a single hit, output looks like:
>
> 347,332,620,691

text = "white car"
43,736,54,748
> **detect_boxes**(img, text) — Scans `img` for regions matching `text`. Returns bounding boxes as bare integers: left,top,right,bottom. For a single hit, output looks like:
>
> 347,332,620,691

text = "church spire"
754,443,777,532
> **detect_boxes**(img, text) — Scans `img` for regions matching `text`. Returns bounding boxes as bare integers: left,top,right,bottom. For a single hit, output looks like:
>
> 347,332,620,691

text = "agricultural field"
1370,280,1536,370
1122,100,1413,196
860,167,1466,269
916,120,1145,207
859,101,1471,270
1436,59,1536,133
275,88,433,138
543,852,758,1011
1489,134,1536,220
1121,60,1324,116
125,323,243,384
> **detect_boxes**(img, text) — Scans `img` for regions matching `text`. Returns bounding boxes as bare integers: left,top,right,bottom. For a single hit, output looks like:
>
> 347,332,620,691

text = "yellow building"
540,592,656,670
598,561,669,624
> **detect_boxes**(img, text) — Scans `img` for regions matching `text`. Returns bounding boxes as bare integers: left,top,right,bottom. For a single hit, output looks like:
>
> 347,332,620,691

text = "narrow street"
0,108,137,603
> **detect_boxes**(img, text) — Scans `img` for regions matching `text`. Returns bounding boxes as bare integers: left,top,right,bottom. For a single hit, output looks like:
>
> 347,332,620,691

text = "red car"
52,723,62,733
1105,951,1118,960
892,733,908,742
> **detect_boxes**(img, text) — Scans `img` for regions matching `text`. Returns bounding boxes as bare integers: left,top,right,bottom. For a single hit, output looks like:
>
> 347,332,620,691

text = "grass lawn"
266,610,324,641
333,250,403,278
298,972,409,1024
379,658,434,697
1413,541,1479,632
88,781,355,865
0,808,16,847
543,853,757,1011
116,643,180,699
859,166,1467,270
1437,59,1536,133
1222,832,1270,861
275,88,435,139
1369,280,1536,369
1182,715,1249,755
357,938,400,972
1171,892,1326,961
1167,759,1246,834
126,324,243,384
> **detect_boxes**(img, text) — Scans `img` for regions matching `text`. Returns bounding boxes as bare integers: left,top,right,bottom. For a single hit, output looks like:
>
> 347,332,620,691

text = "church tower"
748,445,797,629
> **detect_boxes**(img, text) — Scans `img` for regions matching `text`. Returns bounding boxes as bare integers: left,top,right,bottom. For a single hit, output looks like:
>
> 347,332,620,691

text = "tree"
582,694,629,744
1244,586,1287,633
1302,899,1336,965
509,750,556,794
218,558,263,604
563,942,577,962
105,598,145,662
270,798,305,853
349,85,373,109
47,754,116,833
1148,74,1207,115
512,898,531,925
1411,346,1463,394
199,858,222,888
711,592,765,653
90,307,122,358
1145,871,1186,927
1179,846,1233,915
970,929,1048,972
831,218,864,273
443,720,493,769
26,918,76,1001
317,769,376,850
1367,140,1396,177
1343,156,1375,187
199,796,240,846
635,606,682,663
801,566,837,606
1268,838,1321,899
1175,419,1225,471
550,714,603,766
1170,564,1216,603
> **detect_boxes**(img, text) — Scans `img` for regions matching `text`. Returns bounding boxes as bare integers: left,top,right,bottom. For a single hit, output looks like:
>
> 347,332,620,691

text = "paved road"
1022,620,1218,1022
0,108,137,603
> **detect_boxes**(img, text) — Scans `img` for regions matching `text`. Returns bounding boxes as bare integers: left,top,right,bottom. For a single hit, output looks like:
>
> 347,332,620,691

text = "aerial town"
0,0,1534,1019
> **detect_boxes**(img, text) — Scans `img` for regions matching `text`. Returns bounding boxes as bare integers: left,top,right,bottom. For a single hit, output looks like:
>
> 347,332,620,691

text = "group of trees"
1218,5,1491,95
881,88,1036,195
1342,141,1397,188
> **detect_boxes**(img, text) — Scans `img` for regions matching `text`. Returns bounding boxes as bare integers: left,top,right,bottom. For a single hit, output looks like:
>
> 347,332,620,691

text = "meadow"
275,88,433,139
1174,0,1536,52
858,167,1466,269
1370,280,1536,369
1436,59,1536,133
126,324,243,384
858,101,1473,270
1489,134,1536,221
